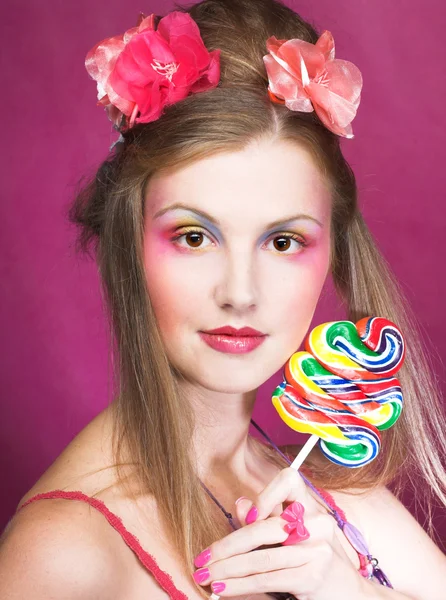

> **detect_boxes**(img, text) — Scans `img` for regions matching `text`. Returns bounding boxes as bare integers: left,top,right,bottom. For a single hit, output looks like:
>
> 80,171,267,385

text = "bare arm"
331,485,446,600
0,499,122,600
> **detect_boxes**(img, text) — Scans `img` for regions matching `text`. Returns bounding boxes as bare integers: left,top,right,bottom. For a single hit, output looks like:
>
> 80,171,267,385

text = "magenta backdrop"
1,0,445,547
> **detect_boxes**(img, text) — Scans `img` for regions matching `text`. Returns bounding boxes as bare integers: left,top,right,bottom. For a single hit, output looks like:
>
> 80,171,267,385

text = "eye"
265,232,308,254
171,226,215,250
171,227,308,254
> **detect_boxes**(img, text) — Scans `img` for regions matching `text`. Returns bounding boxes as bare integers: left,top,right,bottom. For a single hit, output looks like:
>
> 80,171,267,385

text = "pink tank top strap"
16,490,188,600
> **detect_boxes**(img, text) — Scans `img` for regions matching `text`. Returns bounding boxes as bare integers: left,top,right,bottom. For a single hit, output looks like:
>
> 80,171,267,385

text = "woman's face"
143,138,332,393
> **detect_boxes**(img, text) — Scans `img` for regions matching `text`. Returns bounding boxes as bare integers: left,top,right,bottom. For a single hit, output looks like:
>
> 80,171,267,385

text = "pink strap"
16,490,189,600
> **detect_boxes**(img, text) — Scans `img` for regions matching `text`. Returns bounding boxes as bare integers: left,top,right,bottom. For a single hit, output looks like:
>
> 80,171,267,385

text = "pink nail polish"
193,567,210,584
194,547,211,567
211,581,226,594
245,505,258,524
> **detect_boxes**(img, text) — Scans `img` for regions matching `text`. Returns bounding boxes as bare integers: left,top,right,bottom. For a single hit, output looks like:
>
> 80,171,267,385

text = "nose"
214,248,258,312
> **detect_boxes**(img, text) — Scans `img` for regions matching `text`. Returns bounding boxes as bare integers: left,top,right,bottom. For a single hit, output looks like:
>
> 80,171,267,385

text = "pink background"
1,0,445,549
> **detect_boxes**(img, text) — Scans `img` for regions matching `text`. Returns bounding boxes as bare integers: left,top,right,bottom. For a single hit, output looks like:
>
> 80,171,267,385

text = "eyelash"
171,226,308,254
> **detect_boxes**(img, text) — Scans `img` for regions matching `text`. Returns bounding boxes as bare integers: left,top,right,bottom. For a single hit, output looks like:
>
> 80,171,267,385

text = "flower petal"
316,30,335,62
85,35,125,91
174,34,212,73
324,59,362,109
86,10,221,130
263,54,312,112
136,14,156,34
265,36,302,81
157,11,203,45
108,30,176,110
277,38,326,81
305,55,362,137
128,30,176,79
136,80,164,123
122,25,141,44
307,82,357,137
190,48,221,93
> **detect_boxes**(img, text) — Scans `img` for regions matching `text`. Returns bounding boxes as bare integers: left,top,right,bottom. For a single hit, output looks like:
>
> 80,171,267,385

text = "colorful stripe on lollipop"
272,317,405,467
306,317,405,379
272,381,382,466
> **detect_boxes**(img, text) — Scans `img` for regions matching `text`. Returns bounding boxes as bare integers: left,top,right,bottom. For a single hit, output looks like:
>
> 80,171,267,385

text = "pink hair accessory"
85,11,221,132
280,500,310,545
263,30,363,138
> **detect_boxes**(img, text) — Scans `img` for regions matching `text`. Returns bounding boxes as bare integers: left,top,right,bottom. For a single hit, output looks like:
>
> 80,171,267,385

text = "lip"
198,331,267,354
202,325,265,336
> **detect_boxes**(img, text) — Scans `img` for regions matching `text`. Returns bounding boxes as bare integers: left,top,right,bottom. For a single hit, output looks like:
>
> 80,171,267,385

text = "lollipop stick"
209,436,319,600
290,434,319,470
210,436,318,600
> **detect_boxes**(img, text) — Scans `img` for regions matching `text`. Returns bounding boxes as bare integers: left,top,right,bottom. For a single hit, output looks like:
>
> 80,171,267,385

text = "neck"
179,380,269,491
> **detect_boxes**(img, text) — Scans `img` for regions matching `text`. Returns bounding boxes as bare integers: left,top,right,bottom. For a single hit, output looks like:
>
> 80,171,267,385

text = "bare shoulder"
0,406,179,600
280,445,446,598
0,496,125,600
329,485,446,600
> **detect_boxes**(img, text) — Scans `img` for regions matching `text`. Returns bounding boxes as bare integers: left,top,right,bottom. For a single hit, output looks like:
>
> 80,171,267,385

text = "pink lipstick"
199,325,267,354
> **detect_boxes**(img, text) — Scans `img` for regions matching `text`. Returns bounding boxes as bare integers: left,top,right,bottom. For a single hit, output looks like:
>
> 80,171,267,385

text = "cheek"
143,234,209,334
271,243,330,338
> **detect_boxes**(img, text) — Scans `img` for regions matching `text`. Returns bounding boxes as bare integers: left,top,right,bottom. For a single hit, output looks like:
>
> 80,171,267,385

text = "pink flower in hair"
85,12,221,131
263,30,363,138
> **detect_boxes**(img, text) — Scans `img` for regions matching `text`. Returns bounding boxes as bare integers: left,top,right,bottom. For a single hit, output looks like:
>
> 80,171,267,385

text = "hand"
193,467,368,600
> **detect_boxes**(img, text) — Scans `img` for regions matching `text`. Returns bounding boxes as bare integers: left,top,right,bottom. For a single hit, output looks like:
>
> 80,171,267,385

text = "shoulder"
280,446,446,599
329,485,446,600
0,496,125,599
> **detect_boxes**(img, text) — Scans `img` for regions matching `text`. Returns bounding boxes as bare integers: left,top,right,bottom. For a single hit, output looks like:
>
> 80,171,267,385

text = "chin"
187,364,276,394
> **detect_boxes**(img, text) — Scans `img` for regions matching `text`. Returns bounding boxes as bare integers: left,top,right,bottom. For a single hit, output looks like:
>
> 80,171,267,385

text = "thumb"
234,496,283,525
234,496,254,525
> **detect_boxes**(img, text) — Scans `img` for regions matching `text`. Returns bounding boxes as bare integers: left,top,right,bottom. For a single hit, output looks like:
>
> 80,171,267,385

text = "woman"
1,0,445,598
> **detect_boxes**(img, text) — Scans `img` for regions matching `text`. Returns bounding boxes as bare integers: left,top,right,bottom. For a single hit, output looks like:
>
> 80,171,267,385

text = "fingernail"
194,547,211,567
211,581,226,594
235,496,248,505
193,567,210,584
245,504,258,524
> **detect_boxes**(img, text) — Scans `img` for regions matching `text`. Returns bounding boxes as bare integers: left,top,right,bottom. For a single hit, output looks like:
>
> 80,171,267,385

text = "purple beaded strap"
249,419,392,588
198,480,238,530
200,418,393,592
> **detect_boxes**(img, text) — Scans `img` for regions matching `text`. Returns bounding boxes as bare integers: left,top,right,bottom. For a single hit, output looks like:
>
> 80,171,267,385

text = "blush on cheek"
298,238,331,278
143,232,202,335
143,234,174,306
143,229,180,277
276,247,331,341
153,230,178,254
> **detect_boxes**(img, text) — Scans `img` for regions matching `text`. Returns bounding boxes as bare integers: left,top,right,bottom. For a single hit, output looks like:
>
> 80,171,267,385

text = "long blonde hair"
69,0,446,593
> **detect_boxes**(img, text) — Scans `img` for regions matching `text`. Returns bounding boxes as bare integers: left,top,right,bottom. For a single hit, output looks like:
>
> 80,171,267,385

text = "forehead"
145,138,331,226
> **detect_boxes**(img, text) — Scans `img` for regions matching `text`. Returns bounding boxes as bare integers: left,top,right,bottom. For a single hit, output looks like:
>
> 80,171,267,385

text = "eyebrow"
153,202,323,229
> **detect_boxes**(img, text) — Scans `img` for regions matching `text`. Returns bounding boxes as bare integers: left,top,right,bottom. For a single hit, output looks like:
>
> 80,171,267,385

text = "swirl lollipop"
272,317,405,469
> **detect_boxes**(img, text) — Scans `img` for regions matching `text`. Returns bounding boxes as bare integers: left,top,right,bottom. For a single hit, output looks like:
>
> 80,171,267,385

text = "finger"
235,497,283,526
208,564,315,597
270,503,285,518
234,497,252,526
249,467,311,522
202,516,290,567
194,544,315,588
